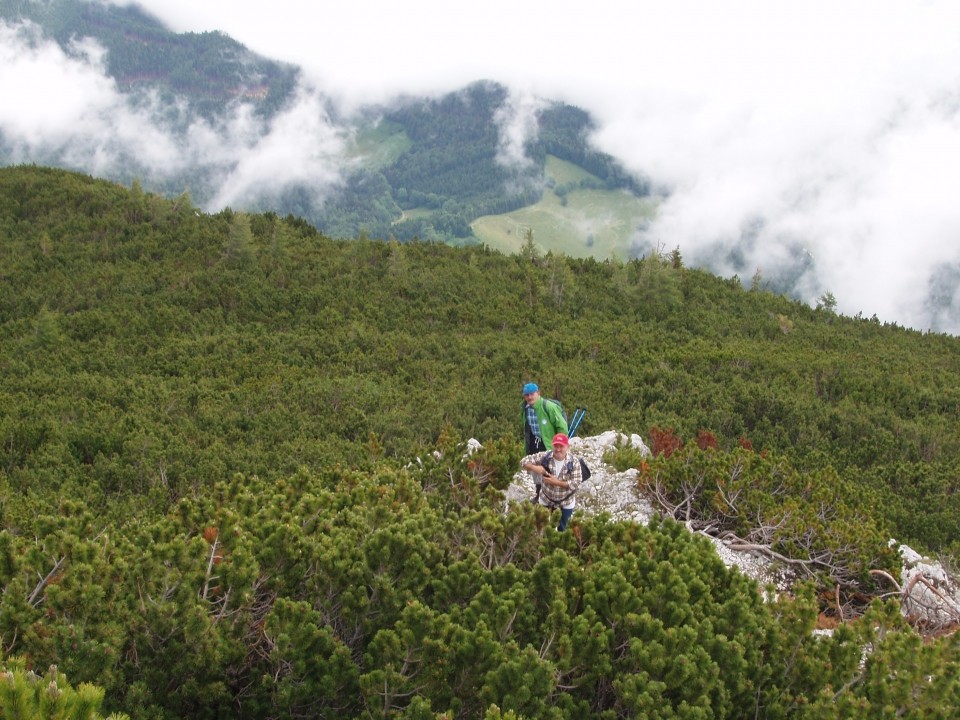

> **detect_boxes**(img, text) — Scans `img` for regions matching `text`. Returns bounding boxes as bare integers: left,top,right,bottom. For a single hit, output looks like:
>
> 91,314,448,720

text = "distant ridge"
0,0,648,252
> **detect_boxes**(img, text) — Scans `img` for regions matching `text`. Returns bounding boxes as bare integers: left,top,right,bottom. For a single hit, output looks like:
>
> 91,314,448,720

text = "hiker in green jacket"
521,382,569,503
521,382,568,455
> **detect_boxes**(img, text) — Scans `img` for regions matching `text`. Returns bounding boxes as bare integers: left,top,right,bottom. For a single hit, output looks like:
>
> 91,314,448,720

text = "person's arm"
542,472,564,488
521,452,548,476
542,458,580,491
520,452,546,475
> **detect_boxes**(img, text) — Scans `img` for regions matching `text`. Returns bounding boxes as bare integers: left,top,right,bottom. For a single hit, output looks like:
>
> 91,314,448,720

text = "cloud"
198,84,347,210
0,17,348,210
10,1,960,332
494,90,544,171
0,21,178,171
573,2,960,332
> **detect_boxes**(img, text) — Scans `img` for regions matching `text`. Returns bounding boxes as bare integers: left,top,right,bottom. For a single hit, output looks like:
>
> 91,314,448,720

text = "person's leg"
529,437,545,502
557,508,574,531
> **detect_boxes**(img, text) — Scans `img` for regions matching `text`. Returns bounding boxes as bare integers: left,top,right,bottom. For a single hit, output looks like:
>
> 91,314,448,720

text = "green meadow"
472,155,659,258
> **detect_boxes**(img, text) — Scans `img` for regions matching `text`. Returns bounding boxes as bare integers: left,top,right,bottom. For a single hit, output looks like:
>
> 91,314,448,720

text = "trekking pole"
569,407,586,438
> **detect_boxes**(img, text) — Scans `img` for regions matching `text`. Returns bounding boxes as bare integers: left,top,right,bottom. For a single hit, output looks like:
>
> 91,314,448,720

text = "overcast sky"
5,0,960,333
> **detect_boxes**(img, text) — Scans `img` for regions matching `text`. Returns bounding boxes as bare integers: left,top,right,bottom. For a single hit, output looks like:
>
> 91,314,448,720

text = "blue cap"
522,382,539,395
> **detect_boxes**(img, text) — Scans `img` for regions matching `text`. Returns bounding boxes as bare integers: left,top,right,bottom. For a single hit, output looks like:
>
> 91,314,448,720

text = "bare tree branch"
201,537,220,602
869,569,902,593
27,555,65,607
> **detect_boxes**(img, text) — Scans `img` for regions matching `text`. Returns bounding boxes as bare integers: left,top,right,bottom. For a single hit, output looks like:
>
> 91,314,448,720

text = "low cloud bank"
0,20,348,212
587,74,960,333
8,1,960,333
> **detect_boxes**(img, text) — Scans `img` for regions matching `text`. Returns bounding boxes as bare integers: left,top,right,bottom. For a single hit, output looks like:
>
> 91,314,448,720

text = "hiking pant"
526,436,546,455
557,508,574,532
528,437,546,497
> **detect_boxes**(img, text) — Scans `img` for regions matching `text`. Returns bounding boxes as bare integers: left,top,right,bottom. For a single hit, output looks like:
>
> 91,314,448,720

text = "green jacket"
522,397,569,451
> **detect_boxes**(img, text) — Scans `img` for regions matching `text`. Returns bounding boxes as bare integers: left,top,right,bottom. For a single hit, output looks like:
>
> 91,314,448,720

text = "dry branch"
27,555,65,607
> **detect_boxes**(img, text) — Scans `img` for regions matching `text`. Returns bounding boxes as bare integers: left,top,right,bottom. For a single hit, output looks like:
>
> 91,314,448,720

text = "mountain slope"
0,0,649,249
2,165,959,552
2,166,960,718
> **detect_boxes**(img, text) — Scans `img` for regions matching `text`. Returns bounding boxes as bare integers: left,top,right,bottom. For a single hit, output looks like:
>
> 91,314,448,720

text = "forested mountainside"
2,166,960,718
0,0,646,247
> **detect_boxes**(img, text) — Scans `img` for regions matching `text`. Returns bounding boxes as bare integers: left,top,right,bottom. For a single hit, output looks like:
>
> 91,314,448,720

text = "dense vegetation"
0,657,127,719
3,166,960,718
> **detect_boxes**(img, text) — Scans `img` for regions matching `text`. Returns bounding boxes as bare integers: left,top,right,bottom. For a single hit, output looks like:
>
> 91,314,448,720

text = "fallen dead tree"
637,448,899,619
870,548,960,634
505,432,960,634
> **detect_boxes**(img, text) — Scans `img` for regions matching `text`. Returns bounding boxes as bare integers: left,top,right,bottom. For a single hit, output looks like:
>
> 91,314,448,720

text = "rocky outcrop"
501,431,960,629
506,431,786,587
885,544,960,631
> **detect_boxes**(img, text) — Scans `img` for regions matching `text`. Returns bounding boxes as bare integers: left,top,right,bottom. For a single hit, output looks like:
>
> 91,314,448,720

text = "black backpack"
539,451,592,482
